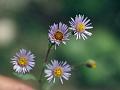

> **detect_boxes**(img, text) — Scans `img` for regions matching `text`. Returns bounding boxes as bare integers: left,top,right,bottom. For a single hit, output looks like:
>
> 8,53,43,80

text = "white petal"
13,65,18,70
76,33,79,40
74,32,78,35
62,41,66,44
64,73,71,77
84,31,92,36
47,75,53,81
85,26,93,29
81,34,86,40
84,19,90,25
54,45,57,50
62,75,69,80
71,17,75,22
45,70,52,74
78,33,81,39
60,77,63,84
22,67,26,73
81,33,87,40
46,64,52,69
26,66,32,71
69,27,76,30
83,17,88,23
45,73,52,77
63,61,67,66
11,61,17,65
81,15,84,21
53,77,56,83
29,62,35,66
17,67,22,73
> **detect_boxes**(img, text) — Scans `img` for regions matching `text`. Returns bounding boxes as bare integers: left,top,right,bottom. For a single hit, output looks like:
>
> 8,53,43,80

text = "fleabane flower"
48,22,70,49
69,14,93,40
44,60,71,84
11,49,35,74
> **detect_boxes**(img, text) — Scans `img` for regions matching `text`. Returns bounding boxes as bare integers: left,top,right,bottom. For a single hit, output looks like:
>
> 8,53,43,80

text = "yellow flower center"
54,30,64,41
54,67,63,77
18,57,28,67
76,23,85,32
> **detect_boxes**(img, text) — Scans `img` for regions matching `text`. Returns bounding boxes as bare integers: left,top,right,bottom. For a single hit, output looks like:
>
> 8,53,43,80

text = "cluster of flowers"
49,14,93,49
11,14,93,84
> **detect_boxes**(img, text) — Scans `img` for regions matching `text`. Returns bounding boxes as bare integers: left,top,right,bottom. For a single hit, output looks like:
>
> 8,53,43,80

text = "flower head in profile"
69,14,93,40
44,60,71,84
11,49,35,74
48,22,70,49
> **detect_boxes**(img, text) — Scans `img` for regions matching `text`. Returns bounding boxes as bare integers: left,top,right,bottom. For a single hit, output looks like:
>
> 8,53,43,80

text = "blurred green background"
0,0,120,90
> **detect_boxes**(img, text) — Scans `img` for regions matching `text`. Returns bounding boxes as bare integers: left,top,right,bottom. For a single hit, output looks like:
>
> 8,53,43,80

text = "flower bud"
85,60,96,69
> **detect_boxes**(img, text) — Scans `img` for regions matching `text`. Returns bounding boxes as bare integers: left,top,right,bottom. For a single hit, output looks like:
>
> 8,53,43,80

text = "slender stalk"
44,44,53,63
39,44,53,83
72,63,85,71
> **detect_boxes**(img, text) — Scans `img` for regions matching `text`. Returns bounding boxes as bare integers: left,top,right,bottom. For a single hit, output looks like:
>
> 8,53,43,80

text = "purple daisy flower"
44,60,71,84
48,22,70,49
69,14,93,40
11,49,35,74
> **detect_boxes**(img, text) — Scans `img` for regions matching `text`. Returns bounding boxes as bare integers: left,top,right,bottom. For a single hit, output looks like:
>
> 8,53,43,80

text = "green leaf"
13,72,37,81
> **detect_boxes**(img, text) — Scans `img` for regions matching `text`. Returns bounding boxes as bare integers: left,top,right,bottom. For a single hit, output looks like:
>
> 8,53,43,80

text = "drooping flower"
11,49,35,74
44,60,71,84
69,14,93,40
48,22,70,49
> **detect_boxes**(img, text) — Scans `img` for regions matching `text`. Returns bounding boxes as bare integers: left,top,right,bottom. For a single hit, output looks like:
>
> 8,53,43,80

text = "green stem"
44,44,53,63
72,63,85,71
39,44,53,83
